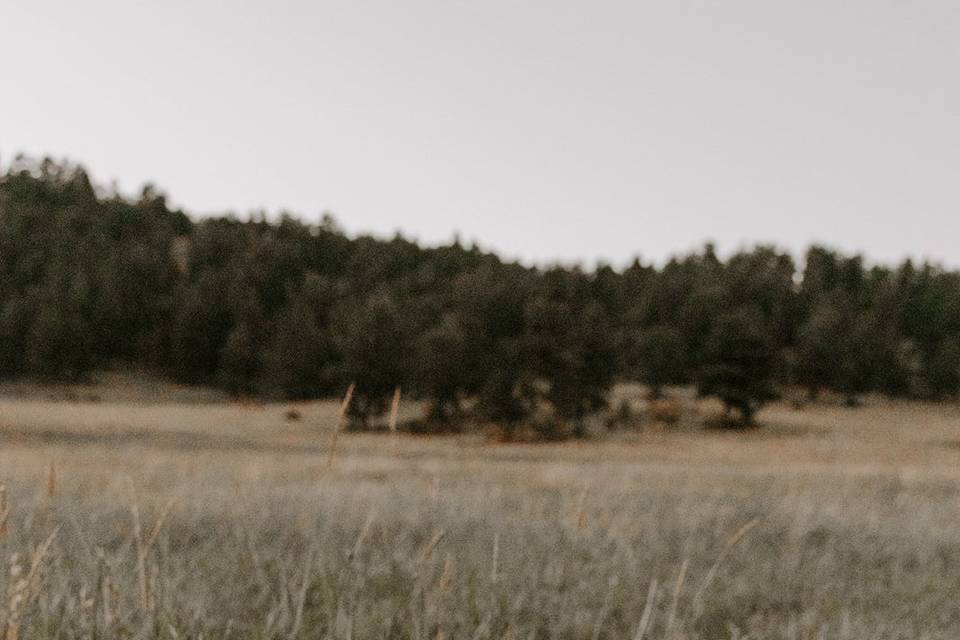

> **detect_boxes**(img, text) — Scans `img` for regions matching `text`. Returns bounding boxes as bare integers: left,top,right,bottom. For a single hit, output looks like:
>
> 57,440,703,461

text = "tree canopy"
1,156,958,432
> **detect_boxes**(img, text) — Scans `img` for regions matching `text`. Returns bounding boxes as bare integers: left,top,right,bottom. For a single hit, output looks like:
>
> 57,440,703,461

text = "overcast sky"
2,1,958,267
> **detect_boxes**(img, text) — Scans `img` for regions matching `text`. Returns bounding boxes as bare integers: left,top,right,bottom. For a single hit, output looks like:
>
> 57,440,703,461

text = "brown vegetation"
0,378,959,637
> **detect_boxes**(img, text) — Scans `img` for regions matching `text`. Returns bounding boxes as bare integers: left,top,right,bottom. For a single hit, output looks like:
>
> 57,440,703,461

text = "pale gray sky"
2,1,958,267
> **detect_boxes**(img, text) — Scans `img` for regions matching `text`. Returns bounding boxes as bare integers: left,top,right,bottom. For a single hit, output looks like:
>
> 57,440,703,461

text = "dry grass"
0,377,959,638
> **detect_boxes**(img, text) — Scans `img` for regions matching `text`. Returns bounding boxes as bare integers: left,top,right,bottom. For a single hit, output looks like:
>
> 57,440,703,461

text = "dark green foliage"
1,156,959,437
26,272,96,380
412,311,471,424
697,307,779,426
218,322,260,395
793,302,846,400
334,292,412,427
0,295,30,376
792,247,941,403
926,336,960,399
833,309,895,405
169,270,235,383
457,264,539,429
631,325,687,398
260,288,335,399
524,269,619,437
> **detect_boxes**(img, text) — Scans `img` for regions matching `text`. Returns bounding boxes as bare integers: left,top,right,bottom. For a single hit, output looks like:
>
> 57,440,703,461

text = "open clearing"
1,377,959,639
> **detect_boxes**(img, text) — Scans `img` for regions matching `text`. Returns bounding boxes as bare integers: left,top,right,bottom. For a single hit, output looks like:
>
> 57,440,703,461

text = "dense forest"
1,157,958,433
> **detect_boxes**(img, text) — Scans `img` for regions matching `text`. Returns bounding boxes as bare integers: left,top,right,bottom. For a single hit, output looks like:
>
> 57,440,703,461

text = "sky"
2,0,958,268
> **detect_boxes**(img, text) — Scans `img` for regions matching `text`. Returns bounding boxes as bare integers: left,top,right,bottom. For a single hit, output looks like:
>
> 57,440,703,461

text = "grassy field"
1,374,959,639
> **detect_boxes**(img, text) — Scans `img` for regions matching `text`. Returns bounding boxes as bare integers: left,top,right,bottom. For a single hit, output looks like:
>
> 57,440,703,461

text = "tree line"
1,157,958,433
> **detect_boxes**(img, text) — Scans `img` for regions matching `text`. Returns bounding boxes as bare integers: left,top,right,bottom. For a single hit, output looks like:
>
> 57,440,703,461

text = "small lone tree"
697,307,777,427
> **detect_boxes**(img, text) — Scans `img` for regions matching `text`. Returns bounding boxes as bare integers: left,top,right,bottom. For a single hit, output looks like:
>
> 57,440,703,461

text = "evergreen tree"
925,336,960,399
412,311,471,425
631,325,687,398
697,307,778,426
1,155,959,440
334,292,411,427
525,269,618,437
793,302,845,400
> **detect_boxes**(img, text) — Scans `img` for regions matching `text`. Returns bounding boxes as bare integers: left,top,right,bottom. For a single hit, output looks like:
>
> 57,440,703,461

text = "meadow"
1,373,959,639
